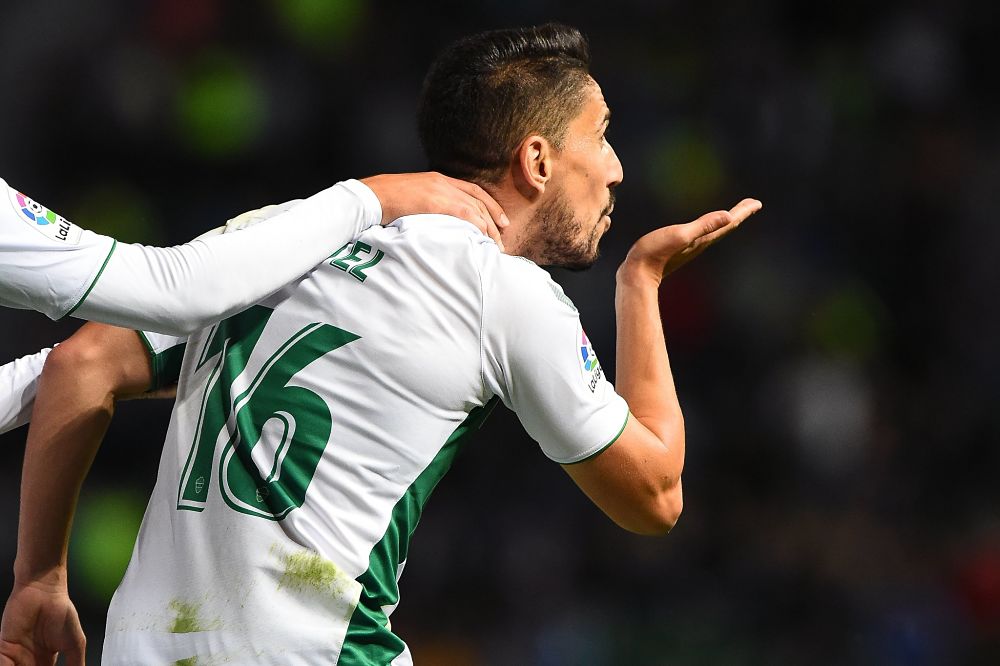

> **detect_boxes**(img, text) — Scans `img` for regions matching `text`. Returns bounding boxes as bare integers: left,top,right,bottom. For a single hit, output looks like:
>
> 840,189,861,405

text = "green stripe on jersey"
338,397,499,665
64,239,117,318
136,330,187,390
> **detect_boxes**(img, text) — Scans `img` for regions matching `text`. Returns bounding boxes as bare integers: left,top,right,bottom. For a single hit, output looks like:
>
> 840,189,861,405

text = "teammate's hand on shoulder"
0,577,85,666
619,198,762,285
361,172,509,252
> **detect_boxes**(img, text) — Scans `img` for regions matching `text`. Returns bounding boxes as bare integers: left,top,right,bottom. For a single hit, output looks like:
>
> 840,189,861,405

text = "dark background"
1,0,998,663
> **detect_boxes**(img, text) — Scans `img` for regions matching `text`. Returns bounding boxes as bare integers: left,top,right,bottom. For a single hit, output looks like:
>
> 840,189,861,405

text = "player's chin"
561,243,602,272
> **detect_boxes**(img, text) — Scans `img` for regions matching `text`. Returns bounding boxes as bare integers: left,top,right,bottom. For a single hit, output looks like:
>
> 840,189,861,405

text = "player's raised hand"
620,198,762,284
0,579,85,666
360,172,509,251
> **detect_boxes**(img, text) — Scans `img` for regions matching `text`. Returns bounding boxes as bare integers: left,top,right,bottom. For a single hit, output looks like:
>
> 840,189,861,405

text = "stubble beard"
527,190,612,271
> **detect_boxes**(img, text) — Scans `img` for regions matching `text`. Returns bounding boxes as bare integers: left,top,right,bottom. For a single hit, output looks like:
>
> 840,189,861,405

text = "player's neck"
485,180,545,261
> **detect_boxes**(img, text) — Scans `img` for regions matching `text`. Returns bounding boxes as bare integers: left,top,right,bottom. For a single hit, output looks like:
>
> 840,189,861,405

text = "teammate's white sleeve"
72,180,381,336
0,178,116,319
481,259,629,464
0,347,51,435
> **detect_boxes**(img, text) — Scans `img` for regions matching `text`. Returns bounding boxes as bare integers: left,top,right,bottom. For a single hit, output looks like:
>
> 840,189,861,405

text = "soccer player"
1,24,760,665
0,172,507,335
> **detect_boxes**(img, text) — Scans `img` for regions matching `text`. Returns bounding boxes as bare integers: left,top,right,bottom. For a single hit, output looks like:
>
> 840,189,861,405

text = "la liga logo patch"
580,330,598,372
7,188,82,245
579,327,603,393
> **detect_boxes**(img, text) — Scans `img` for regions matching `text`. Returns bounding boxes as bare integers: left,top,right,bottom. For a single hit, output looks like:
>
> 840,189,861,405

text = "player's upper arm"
480,259,682,536
481,262,628,464
560,416,684,536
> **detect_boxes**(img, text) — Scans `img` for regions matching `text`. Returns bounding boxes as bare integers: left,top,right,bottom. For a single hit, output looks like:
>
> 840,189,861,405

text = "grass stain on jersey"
168,599,221,634
275,547,351,598
170,606,201,666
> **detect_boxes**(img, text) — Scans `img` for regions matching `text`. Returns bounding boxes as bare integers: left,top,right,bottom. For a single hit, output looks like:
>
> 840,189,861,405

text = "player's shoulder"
480,248,580,320
371,214,577,314
378,213,504,267
390,213,495,243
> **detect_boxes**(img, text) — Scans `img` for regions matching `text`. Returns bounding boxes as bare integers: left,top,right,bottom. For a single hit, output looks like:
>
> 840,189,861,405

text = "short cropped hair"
418,23,592,184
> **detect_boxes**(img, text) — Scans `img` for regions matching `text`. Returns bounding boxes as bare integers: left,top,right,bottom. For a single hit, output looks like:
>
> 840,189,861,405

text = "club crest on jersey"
8,188,82,245
579,328,603,393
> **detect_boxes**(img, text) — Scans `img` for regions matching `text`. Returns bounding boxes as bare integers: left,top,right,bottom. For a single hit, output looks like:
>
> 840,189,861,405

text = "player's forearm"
13,346,115,584
12,324,151,588
613,263,685,475
73,180,380,335
0,348,51,435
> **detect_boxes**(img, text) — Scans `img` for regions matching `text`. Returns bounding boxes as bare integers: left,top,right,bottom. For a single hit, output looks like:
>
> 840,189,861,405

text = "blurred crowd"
1,0,997,663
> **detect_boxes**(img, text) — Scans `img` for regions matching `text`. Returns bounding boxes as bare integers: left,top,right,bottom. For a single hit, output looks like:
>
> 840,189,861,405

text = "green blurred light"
645,128,726,211
72,183,160,245
807,282,886,361
177,53,266,158
820,55,876,125
70,489,146,603
273,0,365,52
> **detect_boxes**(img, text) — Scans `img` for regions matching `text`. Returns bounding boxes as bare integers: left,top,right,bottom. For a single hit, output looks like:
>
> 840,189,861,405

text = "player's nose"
607,142,624,187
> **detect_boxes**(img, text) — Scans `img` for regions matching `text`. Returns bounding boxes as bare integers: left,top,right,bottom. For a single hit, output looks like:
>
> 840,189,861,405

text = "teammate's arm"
73,173,507,335
561,199,762,535
0,324,152,666
0,345,178,437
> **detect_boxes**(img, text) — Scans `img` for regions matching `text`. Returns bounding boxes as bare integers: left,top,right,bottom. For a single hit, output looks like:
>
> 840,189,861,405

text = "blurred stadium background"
1,0,998,663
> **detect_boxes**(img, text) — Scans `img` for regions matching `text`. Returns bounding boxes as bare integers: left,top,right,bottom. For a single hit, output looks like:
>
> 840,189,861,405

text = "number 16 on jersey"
177,306,359,520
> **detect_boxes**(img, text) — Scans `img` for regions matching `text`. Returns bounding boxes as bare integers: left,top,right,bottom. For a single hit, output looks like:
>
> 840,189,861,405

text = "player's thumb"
0,639,32,665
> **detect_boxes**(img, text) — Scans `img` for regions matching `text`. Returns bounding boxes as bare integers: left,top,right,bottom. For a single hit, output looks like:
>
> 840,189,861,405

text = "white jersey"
105,216,629,665
0,347,51,434
0,178,115,320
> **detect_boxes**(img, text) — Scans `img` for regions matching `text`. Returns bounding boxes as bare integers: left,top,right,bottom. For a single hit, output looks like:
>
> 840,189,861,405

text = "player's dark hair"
418,23,592,184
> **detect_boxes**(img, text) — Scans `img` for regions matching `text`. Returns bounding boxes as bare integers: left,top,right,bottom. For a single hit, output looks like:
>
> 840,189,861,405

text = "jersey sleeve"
136,331,188,390
0,177,116,320
71,179,382,336
481,260,629,464
0,347,52,435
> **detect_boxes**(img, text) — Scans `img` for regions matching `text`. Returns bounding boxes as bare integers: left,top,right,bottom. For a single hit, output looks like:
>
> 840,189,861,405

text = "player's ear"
514,134,554,196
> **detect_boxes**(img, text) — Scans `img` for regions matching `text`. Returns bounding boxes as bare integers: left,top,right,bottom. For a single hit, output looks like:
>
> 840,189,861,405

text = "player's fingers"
0,647,19,666
0,641,30,665
693,199,761,246
683,211,731,244
451,194,491,232
728,198,762,225
62,645,84,666
459,195,506,252
33,649,56,666
483,216,505,253
440,175,510,229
